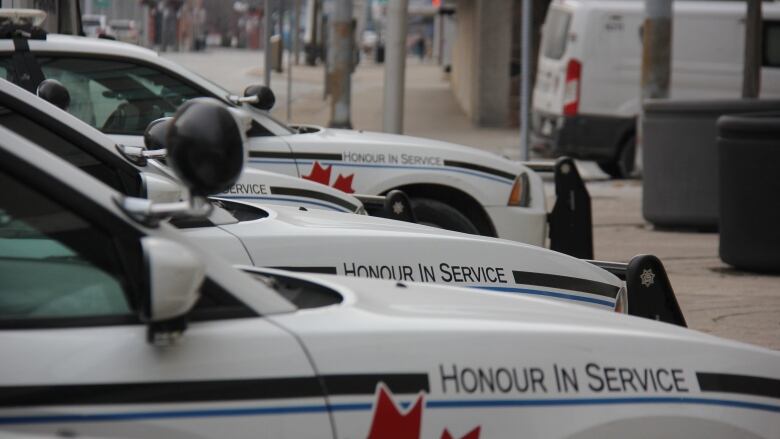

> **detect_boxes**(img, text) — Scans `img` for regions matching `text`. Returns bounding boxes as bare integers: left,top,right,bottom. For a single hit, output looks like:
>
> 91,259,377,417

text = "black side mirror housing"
244,84,275,110
166,98,245,196
36,79,70,110
144,117,172,151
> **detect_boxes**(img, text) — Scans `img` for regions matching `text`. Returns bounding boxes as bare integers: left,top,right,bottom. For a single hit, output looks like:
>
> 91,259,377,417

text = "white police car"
1,98,778,439
0,20,592,258
0,75,643,315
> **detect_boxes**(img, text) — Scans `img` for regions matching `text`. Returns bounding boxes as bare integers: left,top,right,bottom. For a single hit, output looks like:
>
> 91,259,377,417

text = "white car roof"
19,33,157,58
1,33,295,135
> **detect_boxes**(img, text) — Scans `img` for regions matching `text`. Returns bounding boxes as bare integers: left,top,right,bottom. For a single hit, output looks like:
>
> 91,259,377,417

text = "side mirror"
242,84,275,110
144,117,172,151
141,236,205,345
116,99,244,225
115,117,172,166
167,97,246,196
36,79,70,110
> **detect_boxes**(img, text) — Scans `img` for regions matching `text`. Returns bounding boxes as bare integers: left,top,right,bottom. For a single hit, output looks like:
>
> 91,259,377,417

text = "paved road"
164,49,780,350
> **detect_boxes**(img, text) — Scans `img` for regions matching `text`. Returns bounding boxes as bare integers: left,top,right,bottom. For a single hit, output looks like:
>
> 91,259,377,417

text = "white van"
531,0,780,178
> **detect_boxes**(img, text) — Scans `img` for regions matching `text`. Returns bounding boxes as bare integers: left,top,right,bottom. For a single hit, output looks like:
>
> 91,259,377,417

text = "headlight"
614,285,628,314
507,172,531,207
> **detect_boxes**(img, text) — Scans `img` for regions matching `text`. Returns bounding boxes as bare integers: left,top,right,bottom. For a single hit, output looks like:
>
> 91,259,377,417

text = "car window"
0,170,133,323
542,8,572,60
0,105,141,196
0,57,22,84
36,56,202,135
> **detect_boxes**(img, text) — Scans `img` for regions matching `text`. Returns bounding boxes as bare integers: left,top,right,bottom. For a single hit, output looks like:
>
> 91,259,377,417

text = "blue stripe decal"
0,404,332,425
424,396,780,413
1,396,778,425
248,159,515,185
472,286,616,308
217,195,352,213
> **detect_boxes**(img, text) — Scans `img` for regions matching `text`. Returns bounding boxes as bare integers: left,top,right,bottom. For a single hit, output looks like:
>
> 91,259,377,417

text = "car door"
0,154,332,438
29,53,300,178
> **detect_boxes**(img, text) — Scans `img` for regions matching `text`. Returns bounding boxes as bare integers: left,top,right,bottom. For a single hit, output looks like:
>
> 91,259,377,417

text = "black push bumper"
589,255,687,327
355,190,417,223
526,157,593,259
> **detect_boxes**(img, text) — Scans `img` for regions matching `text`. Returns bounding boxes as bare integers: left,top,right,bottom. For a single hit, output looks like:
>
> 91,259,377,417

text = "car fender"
256,269,780,439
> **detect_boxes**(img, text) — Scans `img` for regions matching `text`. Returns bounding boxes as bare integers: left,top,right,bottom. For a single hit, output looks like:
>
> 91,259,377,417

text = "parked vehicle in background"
532,0,780,178
81,14,107,38
0,28,595,257
108,19,140,45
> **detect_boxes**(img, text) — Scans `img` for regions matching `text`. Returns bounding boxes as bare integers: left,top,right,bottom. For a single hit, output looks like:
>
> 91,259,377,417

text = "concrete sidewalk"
164,49,780,350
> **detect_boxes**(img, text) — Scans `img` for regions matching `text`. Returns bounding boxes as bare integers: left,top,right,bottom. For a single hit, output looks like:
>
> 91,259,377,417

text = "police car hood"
222,203,622,299
290,128,525,174
277,273,673,337
267,271,780,382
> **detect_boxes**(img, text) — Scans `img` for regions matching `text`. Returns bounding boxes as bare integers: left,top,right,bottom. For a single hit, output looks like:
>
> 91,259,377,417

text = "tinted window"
0,171,132,322
0,106,140,195
0,57,22,84
542,8,572,60
764,21,780,68
37,57,201,135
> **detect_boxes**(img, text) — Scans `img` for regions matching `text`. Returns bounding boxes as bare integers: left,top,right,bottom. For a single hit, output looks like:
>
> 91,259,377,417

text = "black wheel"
410,198,480,235
597,135,636,179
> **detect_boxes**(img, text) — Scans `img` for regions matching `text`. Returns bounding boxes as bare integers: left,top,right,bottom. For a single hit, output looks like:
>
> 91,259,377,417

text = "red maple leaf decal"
441,427,481,439
333,173,356,193
366,384,424,439
302,161,332,186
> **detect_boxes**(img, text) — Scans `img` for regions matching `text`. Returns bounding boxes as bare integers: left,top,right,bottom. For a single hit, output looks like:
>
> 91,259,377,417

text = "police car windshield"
186,71,295,135
35,56,202,135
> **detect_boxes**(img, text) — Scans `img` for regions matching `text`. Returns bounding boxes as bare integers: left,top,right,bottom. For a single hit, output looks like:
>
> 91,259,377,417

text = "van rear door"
533,4,574,118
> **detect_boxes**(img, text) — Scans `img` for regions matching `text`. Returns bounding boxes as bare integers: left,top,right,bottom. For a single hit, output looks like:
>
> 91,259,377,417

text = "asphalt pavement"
163,48,780,350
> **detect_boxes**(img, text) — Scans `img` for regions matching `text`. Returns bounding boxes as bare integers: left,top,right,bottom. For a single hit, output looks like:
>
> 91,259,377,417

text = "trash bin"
375,43,385,64
643,99,780,229
718,112,780,272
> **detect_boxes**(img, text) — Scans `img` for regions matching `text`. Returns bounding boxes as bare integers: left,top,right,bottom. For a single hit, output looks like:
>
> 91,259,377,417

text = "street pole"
638,0,672,175
327,0,354,128
278,0,284,36
519,0,532,161
383,0,408,134
743,0,762,98
293,0,301,65
264,0,273,87
641,0,672,100
277,0,285,73
288,0,294,121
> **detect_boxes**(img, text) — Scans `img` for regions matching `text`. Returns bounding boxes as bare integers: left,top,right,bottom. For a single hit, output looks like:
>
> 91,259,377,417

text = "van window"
542,8,572,60
764,21,780,68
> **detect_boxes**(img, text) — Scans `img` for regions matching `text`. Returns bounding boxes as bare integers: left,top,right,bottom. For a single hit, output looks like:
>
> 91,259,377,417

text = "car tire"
411,198,480,235
597,135,636,179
